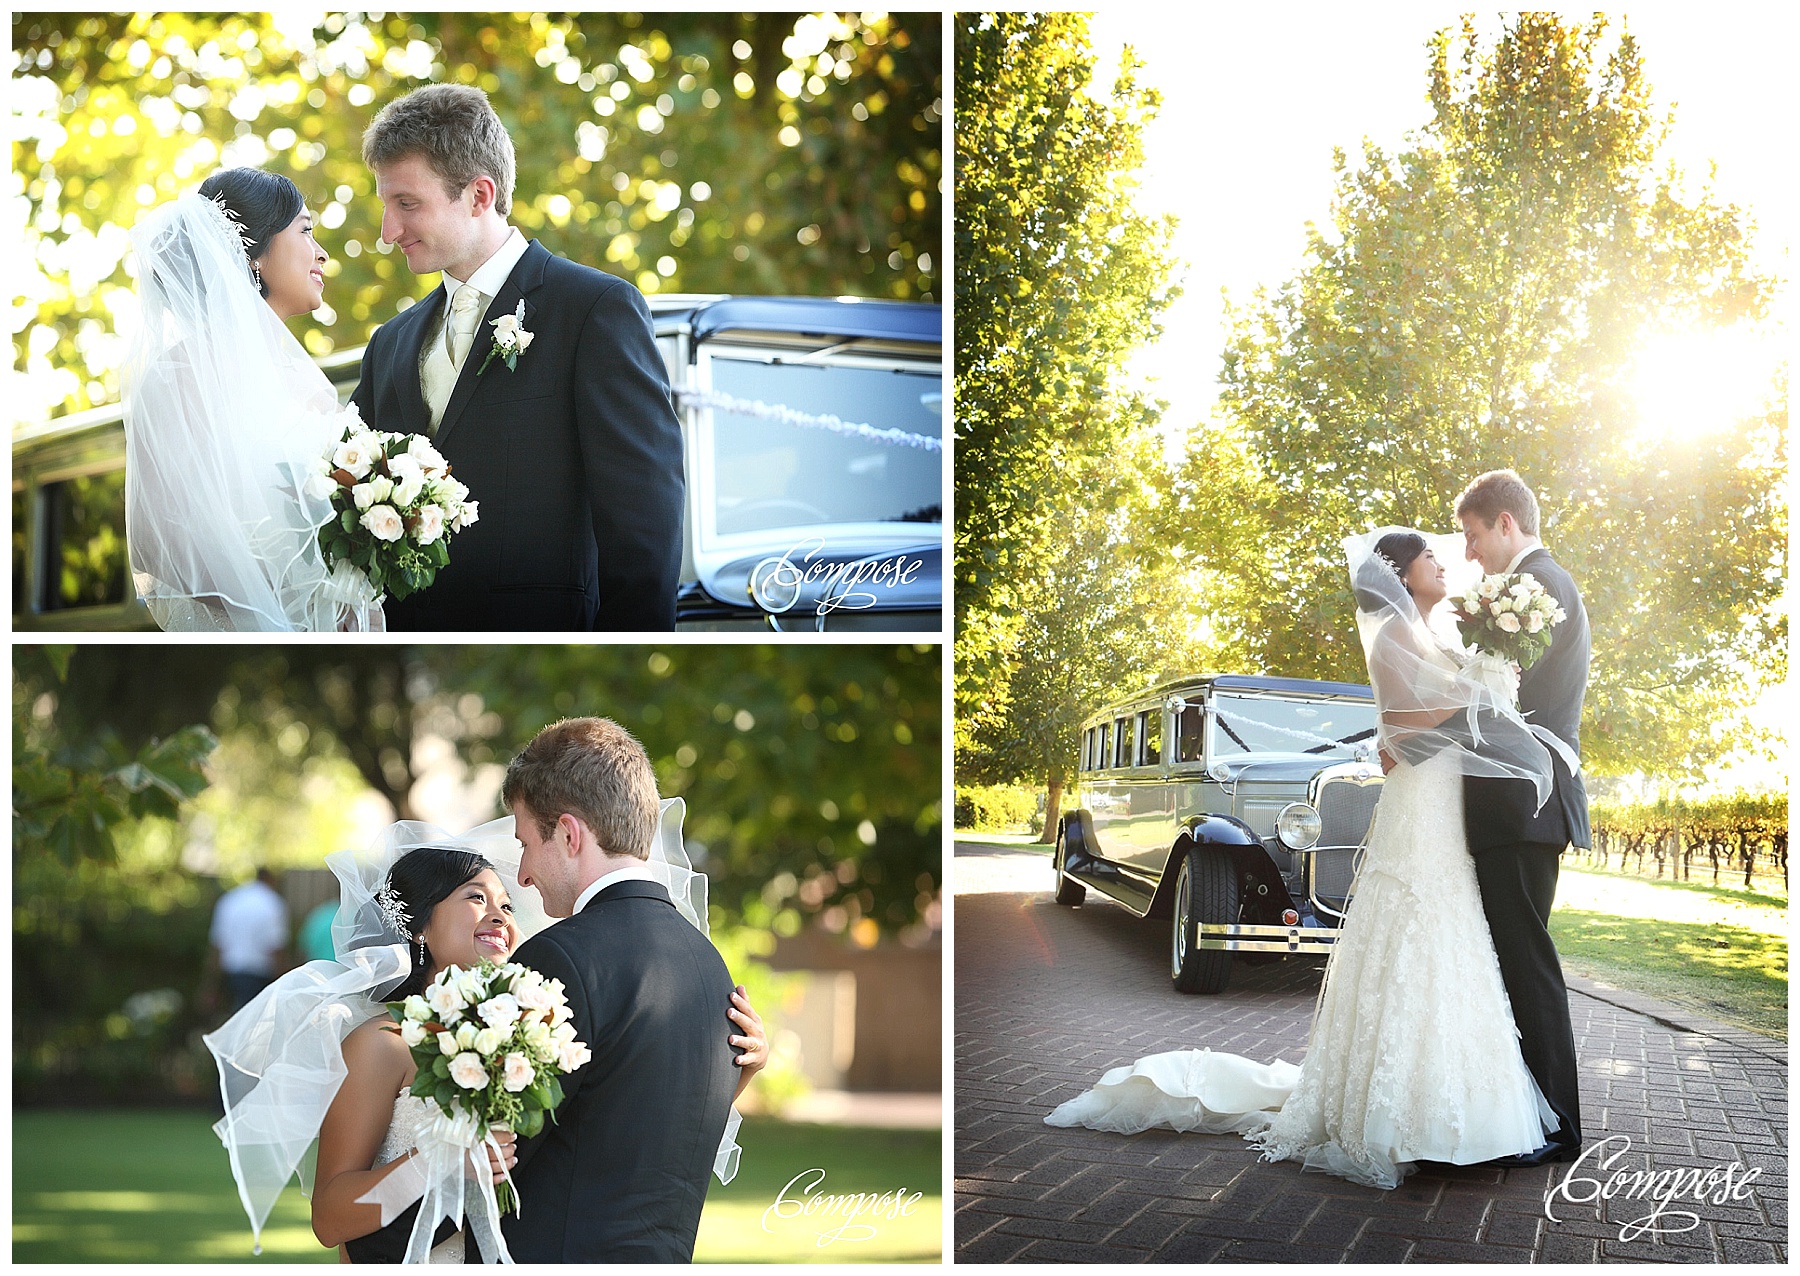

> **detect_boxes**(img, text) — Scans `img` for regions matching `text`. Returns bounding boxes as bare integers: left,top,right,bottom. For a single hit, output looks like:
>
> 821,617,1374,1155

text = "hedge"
955,784,1039,833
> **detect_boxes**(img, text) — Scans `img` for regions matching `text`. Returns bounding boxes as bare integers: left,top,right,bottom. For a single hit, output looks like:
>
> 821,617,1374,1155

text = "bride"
122,167,380,630
205,807,766,1262
1046,529,1564,1189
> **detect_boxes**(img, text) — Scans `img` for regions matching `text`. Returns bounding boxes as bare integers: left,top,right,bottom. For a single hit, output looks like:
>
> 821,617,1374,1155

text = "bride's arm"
310,1021,418,1248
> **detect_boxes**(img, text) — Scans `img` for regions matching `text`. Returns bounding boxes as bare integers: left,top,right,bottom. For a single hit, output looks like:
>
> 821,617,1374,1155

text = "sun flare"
1626,326,1781,442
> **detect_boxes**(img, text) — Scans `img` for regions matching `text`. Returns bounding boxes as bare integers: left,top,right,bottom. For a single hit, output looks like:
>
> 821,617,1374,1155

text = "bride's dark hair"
1353,531,1429,610
196,167,305,298
383,846,496,999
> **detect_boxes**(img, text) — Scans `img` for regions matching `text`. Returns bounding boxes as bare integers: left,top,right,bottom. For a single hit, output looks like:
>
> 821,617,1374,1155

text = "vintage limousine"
13,294,942,632
1055,674,1386,994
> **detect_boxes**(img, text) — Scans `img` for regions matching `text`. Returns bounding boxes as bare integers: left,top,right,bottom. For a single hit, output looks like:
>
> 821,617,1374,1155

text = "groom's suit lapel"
434,242,550,450
391,285,441,438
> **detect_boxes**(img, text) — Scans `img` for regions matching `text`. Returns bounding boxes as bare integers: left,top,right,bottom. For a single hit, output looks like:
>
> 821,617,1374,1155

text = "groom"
1456,469,1590,1167
351,85,684,631
500,717,739,1261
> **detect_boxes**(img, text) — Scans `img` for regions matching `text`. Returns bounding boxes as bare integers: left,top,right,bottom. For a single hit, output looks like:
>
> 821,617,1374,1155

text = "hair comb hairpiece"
206,192,258,263
373,882,412,941
1375,550,1403,578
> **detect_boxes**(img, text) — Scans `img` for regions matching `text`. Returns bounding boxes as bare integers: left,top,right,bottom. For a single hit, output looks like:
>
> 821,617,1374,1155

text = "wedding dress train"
1046,751,1553,1189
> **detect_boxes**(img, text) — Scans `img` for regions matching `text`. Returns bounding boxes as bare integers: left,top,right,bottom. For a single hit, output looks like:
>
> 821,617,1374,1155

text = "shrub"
955,784,1039,832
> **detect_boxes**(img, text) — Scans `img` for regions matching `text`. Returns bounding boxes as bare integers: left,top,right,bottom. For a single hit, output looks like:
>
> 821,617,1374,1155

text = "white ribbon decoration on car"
1211,707,1378,760
675,388,943,453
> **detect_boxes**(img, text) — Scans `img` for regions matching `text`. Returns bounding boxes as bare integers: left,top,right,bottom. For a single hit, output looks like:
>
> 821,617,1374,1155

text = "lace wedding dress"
1046,750,1553,1189
370,1095,466,1263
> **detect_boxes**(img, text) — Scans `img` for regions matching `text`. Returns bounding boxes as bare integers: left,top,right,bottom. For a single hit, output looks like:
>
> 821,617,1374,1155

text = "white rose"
455,1021,481,1050
456,969,488,1002
403,995,434,1023
437,1031,459,1056
1552,606,1567,624
360,504,404,542
492,313,520,339
1495,611,1522,633
400,1019,428,1048
473,1026,508,1057
351,476,393,510
524,1021,555,1056
426,980,466,1020
503,1052,536,1092
339,401,365,429
1478,578,1501,599
478,993,521,1031
449,1051,489,1090
393,472,426,508
557,1039,592,1073
1525,611,1544,633
513,329,534,353
515,981,554,1013
414,504,446,545
406,435,448,475
452,499,479,531
304,465,340,500
550,1000,573,1028
333,438,375,480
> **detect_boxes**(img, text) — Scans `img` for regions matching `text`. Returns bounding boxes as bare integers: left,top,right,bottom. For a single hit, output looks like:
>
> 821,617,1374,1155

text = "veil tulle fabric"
122,191,375,631
1344,528,1558,807
204,797,735,1259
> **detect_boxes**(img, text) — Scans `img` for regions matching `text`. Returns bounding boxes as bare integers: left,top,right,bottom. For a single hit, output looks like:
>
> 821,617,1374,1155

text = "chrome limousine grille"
1311,773,1382,905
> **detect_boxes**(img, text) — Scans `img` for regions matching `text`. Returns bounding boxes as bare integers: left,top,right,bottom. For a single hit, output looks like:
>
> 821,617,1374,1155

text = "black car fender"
1058,809,1099,874
1145,815,1282,919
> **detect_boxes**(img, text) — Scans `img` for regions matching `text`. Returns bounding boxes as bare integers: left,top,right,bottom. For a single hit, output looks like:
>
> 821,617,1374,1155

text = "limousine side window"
37,471,130,611
1097,721,1112,770
1112,716,1134,768
1081,726,1096,771
1137,709,1161,766
1176,702,1206,763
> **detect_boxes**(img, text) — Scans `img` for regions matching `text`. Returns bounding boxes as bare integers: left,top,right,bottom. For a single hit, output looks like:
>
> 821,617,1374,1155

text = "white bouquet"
307,410,479,601
390,959,590,1214
1453,571,1566,702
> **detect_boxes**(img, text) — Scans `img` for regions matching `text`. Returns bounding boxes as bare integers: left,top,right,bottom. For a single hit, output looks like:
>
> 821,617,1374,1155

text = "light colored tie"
421,285,486,433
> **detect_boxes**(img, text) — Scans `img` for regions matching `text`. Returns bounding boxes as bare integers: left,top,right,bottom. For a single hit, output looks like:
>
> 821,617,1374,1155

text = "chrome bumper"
1197,921,1340,954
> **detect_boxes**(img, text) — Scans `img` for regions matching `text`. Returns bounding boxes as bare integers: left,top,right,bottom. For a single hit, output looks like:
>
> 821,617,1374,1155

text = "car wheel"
1053,823,1086,906
1172,845,1238,994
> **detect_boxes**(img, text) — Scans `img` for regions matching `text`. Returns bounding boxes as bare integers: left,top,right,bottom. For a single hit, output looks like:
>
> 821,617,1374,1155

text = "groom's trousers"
1473,841,1583,1149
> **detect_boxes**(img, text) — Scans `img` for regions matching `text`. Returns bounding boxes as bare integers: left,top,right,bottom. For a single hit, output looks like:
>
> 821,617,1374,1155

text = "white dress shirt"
572,863,660,917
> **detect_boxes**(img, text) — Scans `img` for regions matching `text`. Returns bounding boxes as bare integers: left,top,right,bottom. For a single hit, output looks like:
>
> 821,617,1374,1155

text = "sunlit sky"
1085,6,1793,438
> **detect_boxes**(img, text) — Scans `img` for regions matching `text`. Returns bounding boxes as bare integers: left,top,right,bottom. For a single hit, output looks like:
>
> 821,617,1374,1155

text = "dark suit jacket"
1465,546,1592,851
350,241,684,630
501,880,737,1263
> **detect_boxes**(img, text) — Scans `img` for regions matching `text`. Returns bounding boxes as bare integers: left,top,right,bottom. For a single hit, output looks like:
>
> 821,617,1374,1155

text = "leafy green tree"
24,643,941,937
952,11,1178,629
12,11,940,421
959,446,1204,839
1217,14,1783,774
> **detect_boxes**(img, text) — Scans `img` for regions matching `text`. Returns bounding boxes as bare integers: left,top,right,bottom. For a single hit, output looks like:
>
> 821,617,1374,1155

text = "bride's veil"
204,798,731,1255
122,191,345,631
1343,528,1556,808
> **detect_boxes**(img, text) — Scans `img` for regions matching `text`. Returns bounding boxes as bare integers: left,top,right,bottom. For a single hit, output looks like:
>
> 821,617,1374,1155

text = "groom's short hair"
362,84,516,217
1456,468,1540,536
503,717,658,860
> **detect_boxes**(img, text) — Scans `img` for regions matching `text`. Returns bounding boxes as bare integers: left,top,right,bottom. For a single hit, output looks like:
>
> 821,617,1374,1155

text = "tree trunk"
1038,776,1063,844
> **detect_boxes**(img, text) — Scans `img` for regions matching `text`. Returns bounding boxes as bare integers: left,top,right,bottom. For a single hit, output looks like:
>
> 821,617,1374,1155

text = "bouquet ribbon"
321,559,383,632
356,1109,516,1264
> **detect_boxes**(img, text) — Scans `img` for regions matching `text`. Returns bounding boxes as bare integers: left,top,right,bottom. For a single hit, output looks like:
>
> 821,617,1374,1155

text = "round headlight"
1277,802,1322,850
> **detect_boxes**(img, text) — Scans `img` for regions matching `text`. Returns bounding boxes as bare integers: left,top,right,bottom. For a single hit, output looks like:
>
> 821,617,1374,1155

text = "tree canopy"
1217,14,1783,774
12,11,941,422
14,643,941,942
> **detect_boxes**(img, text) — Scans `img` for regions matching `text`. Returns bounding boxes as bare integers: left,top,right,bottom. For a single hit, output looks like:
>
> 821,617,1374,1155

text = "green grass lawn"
1551,866,1787,1039
11,1110,940,1264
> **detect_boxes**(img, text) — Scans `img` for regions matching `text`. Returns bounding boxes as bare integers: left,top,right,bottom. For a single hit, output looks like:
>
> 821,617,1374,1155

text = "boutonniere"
477,301,534,374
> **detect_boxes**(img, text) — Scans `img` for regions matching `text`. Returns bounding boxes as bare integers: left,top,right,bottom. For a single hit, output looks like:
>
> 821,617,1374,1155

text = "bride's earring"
251,262,264,292
417,936,428,971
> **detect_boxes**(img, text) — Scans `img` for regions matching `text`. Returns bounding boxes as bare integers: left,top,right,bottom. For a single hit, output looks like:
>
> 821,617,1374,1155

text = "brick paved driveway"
954,840,1787,1263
